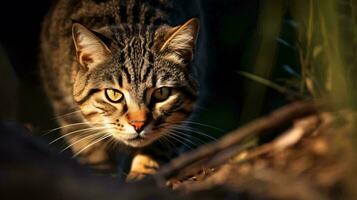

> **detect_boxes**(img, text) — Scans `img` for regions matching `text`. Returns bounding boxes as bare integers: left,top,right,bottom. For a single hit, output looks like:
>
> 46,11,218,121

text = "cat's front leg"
126,154,159,182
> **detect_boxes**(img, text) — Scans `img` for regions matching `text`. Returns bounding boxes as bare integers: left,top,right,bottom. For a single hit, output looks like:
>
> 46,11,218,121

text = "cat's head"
71,18,199,147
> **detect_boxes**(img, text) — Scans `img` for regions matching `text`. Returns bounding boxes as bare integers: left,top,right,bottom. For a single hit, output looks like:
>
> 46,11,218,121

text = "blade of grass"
237,71,286,93
237,71,304,100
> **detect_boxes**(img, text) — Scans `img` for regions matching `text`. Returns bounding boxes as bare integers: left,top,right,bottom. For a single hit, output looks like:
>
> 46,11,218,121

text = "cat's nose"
129,120,146,133
127,105,148,133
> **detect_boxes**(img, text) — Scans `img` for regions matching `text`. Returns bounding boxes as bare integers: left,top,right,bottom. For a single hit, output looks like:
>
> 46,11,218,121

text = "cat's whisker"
53,110,82,120
159,120,223,133
107,137,119,149
160,135,176,149
166,135,193,150
165,131,194,150
169,128,207,145
159,122,217,142
42,122,102,136
155,122,184,130
49,126,107,144
104,135,120,150
103,136,112,149
61,130,108,152
171,125,218,142
72,133,112,158
160,135,176,150
169,131,202,147
183,121,224,132
187,128,218,142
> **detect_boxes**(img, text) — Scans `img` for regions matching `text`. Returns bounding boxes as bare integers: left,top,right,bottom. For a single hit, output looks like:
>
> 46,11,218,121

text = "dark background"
0,0,297,140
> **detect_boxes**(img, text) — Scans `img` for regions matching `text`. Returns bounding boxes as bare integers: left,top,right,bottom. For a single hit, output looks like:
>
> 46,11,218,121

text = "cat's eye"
153,87,171,102
105,89,123,103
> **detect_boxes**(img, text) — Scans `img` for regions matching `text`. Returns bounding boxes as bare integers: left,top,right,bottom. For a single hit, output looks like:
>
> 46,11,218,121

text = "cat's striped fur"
40,0,199,179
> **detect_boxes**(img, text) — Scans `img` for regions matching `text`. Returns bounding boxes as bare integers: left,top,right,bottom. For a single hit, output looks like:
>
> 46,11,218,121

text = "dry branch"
155,101,318,183
154,102,356,200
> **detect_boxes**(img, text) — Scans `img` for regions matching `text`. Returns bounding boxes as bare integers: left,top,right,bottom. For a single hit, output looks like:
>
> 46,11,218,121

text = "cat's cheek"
166,112,187,124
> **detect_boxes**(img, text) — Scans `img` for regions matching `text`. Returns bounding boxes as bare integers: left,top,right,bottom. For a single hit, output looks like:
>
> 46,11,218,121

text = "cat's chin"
111,131,161,148
123,137,154,148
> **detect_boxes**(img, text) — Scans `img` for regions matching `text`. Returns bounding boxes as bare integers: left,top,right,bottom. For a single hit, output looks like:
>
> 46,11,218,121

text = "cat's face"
71,19,199,147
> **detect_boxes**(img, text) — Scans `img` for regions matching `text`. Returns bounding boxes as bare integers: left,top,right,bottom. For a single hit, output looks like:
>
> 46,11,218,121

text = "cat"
40,0,199,180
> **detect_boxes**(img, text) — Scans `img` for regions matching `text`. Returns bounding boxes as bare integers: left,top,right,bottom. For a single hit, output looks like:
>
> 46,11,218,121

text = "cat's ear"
160,18,199,61
72,23,111,68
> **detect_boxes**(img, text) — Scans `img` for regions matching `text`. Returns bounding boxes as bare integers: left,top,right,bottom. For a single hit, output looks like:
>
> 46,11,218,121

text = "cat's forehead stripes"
71,0,170,26
117,0,169,25
113,24,157,86
110,25,192,88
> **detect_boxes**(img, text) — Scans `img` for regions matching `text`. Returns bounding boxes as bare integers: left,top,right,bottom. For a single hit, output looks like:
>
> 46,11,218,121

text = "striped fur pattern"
40,0,199,171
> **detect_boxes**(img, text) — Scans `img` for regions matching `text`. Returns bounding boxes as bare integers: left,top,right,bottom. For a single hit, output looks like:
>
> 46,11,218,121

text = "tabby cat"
40,0,199,180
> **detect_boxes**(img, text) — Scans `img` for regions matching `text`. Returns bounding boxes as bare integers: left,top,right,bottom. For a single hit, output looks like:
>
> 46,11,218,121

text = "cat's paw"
126,171,148,182
126,154,159,182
